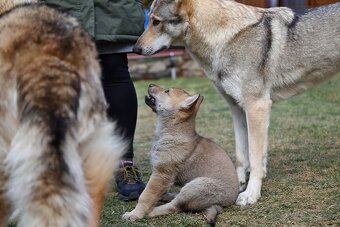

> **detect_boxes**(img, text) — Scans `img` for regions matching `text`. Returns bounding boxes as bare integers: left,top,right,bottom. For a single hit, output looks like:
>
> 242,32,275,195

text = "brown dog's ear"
180,94,201,110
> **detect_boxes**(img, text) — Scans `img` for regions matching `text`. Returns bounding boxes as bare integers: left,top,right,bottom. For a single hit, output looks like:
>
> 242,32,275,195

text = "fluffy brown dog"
123,84,238,226
0,1,125,226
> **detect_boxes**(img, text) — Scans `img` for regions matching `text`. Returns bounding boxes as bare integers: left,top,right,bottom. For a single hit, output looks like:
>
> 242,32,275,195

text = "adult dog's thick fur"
134,0,340,206
123,84,238,226
0,1,125,226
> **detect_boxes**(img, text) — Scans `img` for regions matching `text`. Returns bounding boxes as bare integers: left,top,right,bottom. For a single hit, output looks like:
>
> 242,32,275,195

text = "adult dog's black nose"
133,46,143,54
149,84,156,88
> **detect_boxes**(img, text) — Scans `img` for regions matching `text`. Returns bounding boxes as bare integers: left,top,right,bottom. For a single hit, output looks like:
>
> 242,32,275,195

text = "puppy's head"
145,84,203,120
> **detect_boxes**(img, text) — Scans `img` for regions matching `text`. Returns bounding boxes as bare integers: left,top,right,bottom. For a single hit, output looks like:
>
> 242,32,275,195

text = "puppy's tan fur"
0,1,125,226
123,84,238,226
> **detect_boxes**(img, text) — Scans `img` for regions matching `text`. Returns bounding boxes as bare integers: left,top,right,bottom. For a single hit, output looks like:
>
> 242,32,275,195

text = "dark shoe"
116,161,145,201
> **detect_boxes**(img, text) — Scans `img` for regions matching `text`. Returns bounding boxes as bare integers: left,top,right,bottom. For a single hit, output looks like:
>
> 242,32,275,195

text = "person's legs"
99,53,145,201
100,53,136,159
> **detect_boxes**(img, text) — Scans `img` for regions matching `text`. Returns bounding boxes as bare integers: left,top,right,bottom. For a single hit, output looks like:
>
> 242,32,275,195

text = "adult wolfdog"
0,0,125,226
133,0,340,205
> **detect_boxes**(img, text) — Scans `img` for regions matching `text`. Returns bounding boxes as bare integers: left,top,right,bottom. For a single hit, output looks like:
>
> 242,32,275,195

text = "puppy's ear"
180,94,200,109
195,95,204,108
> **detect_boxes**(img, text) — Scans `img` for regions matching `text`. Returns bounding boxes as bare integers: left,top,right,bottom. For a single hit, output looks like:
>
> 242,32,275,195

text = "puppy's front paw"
122,211,142,221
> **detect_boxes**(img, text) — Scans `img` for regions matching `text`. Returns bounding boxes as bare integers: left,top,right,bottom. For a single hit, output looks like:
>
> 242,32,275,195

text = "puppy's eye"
153,19,161,26
164,89,170,94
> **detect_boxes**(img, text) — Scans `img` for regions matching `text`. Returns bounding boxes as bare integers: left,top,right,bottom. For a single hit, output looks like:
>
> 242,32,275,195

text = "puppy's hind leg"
80,120,126,227
159,192,177,203
149,200,222,226
149,177,234,225
148,201,180,217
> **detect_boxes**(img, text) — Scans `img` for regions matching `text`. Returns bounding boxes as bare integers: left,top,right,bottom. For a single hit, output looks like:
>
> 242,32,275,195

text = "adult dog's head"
133,0,190,55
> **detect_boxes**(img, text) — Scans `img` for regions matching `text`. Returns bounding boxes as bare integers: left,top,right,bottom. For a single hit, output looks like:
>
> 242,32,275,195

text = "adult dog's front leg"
122,172,173,221
228,102,249,192
217,89,250,192
236,97,272,206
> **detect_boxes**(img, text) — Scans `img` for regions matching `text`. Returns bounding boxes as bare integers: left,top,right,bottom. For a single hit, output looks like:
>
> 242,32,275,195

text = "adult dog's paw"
122,211,141,221
236,189,260,206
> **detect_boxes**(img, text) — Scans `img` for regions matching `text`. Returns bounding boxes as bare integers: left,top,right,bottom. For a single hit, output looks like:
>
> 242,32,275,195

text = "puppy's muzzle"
145,84,157,112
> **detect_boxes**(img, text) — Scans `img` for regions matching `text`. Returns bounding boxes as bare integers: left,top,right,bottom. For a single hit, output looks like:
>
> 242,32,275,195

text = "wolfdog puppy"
123,84,238,226
133,0,340,205
0,1,125,226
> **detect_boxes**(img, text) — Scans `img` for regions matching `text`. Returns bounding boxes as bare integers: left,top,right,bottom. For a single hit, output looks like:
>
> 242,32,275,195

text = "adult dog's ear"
180,94,203,110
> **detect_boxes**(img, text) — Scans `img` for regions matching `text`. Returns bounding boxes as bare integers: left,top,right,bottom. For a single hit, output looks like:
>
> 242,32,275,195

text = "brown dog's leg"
236,97,272,206
0,201,7,227
0,177,8,227
86,178,108,227
83,150,116,227
82,153,112,227
83,146,119,227
80,123,124,227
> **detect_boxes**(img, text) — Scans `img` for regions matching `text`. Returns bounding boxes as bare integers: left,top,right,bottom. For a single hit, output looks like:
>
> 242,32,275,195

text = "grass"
100,75,340,226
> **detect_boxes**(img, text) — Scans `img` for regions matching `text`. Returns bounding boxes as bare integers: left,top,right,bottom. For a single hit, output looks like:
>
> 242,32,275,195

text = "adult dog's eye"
153,19,161,26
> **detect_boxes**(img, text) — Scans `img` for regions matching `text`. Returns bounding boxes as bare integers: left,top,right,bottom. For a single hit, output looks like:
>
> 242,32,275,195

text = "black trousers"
99,53,137,160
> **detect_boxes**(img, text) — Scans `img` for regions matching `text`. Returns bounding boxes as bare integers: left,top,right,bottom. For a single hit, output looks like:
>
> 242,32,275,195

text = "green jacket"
42,0,145,53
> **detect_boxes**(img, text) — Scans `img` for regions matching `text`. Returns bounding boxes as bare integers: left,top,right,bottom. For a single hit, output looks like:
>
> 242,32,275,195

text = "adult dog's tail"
2,4,126,225
5,59,91,226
